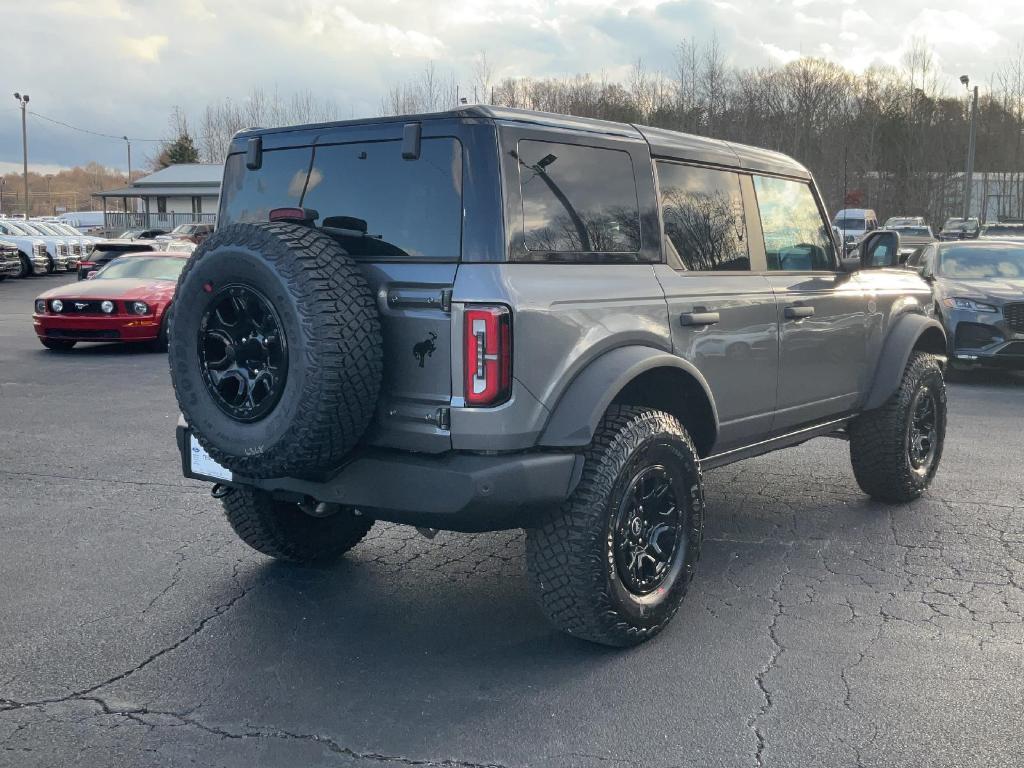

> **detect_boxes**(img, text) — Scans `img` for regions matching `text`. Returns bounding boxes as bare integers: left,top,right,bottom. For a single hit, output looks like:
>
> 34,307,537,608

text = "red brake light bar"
464,306,511,407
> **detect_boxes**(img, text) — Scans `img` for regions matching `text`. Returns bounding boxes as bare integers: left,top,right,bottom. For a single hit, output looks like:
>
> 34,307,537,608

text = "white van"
833,208,878,250
56,211,107,234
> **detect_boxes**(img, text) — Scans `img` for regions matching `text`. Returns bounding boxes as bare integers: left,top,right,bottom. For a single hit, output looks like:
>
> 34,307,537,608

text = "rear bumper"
33,313,161,343
176,421,584,532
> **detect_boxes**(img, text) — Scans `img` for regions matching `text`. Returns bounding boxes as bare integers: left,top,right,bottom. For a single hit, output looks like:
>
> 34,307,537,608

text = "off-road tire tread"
849,351,945,503
222,486,374,563
526,405,704,647
170,222,383,478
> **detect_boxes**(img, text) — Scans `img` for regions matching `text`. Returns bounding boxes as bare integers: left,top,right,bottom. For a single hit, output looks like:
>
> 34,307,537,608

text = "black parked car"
905,240,1024,370
78,240,157,280
118,228,168,240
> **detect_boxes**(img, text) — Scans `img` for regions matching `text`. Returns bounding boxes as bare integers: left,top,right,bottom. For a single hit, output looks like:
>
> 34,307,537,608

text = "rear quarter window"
516,140,640,255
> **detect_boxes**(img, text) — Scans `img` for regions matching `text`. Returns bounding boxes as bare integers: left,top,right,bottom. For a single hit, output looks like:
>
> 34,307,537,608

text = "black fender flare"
538,346,720,448
863,314,946,410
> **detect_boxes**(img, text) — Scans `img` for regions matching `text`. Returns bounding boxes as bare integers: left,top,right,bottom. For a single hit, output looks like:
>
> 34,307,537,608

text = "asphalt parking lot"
1,273,1022,768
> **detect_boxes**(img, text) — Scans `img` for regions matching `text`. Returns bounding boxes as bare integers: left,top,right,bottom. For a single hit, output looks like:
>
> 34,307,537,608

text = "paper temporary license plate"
189,434,232,482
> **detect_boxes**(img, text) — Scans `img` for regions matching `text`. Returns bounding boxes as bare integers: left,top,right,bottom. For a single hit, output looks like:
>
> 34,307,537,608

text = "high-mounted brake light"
464,306,511,407
268,207,319,224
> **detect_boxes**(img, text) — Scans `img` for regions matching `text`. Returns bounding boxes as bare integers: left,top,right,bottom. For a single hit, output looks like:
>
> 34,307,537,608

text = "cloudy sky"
2,0,1022,173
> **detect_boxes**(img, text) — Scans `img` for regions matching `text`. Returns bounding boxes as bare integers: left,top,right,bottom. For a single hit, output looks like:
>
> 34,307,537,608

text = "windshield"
31,223,62,236
96,256,186,281
1,220,33,236
895,227,931,237
834,217,866,230
16,222,46,236
939,244,1024,279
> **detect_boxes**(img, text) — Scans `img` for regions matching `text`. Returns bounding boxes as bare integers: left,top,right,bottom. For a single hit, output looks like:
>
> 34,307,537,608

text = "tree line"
153,37,1024,224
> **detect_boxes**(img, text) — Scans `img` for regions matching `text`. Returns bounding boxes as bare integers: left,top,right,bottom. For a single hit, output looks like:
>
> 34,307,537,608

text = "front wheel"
526,406,704,647
222,486,374,563
41,339,76,351
849,352,946,503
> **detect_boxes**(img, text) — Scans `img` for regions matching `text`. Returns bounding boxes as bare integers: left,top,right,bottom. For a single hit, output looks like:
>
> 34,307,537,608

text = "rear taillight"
79,260,95,268
463,306,511,407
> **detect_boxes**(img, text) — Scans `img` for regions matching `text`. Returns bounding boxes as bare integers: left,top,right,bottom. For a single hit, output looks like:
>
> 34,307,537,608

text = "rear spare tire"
168,222,383,479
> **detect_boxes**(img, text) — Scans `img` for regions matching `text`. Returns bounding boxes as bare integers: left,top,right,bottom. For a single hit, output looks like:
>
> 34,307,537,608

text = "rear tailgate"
219,117,502,453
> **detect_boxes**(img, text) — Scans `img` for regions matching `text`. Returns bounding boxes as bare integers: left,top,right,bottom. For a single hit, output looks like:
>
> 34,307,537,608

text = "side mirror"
859,230,901,269
839,256,861,273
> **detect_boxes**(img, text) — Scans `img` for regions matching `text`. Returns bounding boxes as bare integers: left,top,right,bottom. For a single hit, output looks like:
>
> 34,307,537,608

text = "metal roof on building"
96,163,223,198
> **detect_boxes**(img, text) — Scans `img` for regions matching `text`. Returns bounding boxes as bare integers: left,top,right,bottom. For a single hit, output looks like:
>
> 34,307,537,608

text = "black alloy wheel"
907,386,938,473
198,284,288,422
612,464,685,596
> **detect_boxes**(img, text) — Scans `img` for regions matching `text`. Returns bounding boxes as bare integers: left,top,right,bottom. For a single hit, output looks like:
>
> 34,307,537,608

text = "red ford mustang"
33,252,187,351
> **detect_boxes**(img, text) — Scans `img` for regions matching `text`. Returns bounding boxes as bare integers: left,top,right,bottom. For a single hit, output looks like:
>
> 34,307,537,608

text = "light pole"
0,177,5,216
45,174,53,215
13,92,29,218
960,75,979,221
122,136,132,182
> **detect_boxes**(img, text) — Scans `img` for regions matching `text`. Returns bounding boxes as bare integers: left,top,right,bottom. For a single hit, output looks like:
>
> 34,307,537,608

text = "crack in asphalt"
0,469,207,493
0,559,254,716
2,695,511,768
748,550,790,768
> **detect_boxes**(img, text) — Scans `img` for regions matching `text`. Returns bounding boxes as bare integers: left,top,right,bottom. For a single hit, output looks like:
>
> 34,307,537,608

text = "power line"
27,110,165,142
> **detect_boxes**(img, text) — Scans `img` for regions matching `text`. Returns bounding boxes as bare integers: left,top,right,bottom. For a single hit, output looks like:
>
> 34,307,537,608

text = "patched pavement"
1,274,1022,767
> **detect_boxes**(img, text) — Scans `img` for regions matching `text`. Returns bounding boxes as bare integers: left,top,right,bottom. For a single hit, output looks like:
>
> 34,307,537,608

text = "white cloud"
120,34,169,63
4,0,1024,172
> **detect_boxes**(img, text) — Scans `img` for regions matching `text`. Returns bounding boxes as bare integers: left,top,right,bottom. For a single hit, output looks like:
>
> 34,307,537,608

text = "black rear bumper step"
177,422,583,532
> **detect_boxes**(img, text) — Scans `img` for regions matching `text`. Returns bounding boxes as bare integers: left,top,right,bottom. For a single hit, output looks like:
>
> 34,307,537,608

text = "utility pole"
45,174,53,215
960,76,979,220
0,177,5,216
13,92,29,218
122,136,132,182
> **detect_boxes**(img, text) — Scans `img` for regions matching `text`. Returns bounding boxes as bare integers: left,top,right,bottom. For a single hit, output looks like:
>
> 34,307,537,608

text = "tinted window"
895,227,931,237
517,140,640,253
754,176,834,271
657,162,749,271
834,217,865,230
221,139,464,260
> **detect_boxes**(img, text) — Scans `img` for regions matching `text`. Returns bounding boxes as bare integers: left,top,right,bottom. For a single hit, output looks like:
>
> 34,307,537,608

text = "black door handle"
784,305,815,319
680,311,720,326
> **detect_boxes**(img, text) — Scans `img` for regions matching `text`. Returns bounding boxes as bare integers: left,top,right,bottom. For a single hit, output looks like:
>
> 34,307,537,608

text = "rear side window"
657,162,749,271
517,140,640,253
753,176,835,271
220,138,464,260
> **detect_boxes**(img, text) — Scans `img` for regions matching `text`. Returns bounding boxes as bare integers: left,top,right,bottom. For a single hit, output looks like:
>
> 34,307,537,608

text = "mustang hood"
39,278,177,302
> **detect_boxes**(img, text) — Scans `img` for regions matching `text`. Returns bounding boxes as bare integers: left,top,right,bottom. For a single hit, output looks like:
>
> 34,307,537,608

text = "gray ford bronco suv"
169,107,947,646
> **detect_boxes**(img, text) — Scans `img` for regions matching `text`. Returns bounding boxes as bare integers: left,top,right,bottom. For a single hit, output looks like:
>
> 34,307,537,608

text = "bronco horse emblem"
412,331,437,368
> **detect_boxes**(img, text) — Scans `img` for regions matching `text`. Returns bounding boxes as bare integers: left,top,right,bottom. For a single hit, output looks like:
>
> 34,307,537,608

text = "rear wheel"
526,406,704,647
41,339,76,351
148,310,169,352
849,352,946,502
222,486,374,563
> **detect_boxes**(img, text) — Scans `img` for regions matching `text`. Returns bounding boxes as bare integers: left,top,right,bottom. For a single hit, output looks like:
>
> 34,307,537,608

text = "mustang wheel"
526,405,704,647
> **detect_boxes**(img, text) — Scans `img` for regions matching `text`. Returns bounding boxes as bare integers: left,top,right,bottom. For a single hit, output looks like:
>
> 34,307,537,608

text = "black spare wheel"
168,222,383,478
